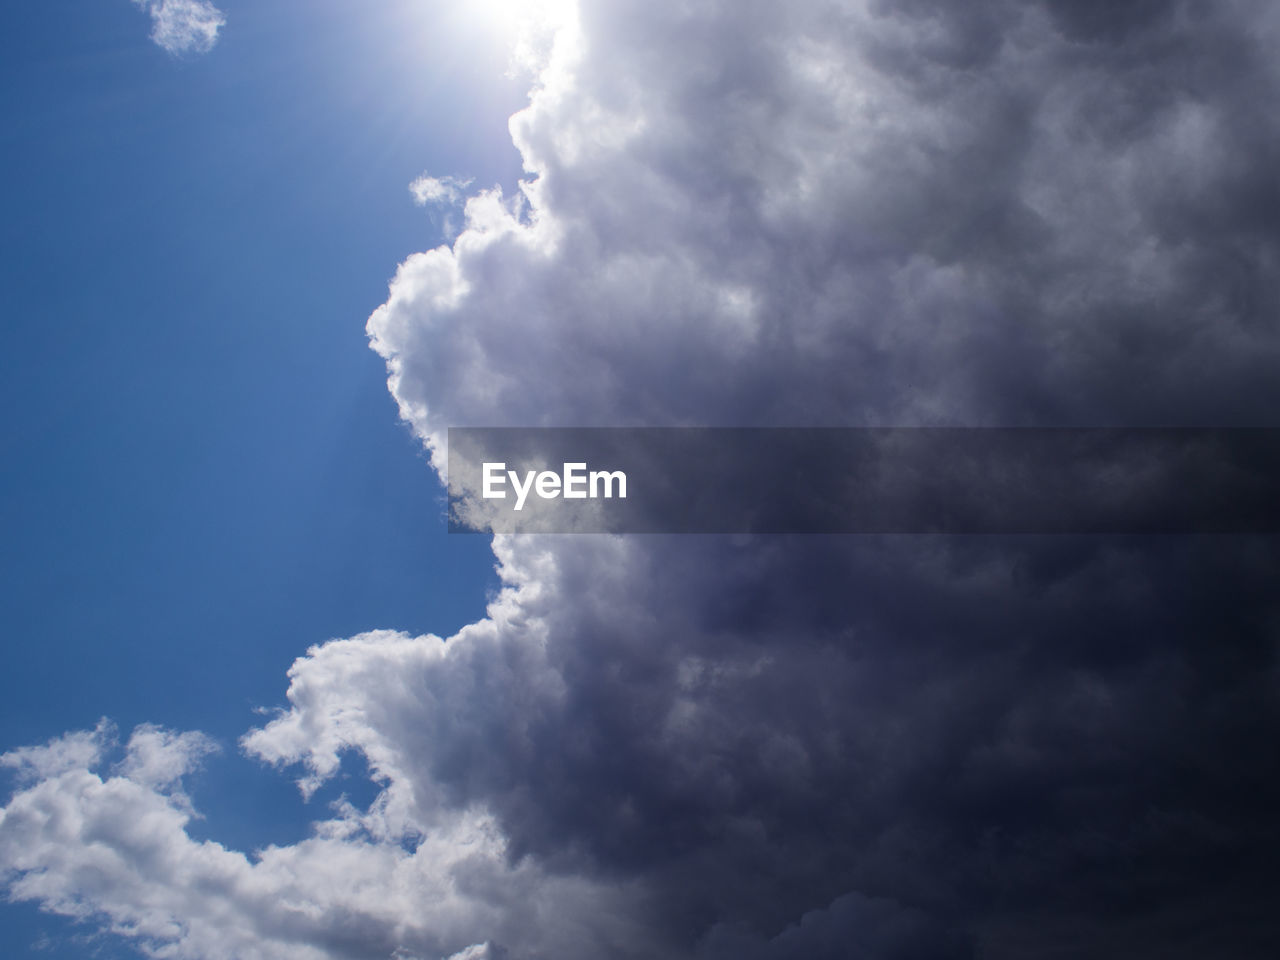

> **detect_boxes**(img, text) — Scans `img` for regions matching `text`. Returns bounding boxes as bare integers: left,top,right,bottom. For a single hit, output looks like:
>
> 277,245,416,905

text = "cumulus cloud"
376,0,1280,443
131,0,225,56
8,0,1280,958
0,712,654,960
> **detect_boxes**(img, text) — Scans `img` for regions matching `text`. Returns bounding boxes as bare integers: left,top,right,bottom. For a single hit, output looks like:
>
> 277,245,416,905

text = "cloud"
698,891,971,960
369,0,1280,440
1,719,115,786
9,1,1280,958
0,716,656,960
409,174,475,209
409,174,478,241
131,0,225,56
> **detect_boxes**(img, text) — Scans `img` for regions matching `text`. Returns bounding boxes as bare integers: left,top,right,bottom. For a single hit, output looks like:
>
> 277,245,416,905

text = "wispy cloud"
409,173,474,208
131,0,225,56
409,173,476,240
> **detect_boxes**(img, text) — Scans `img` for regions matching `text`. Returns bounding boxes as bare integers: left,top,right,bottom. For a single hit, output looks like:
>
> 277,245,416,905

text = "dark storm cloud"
359,0,1280,955
394,534,1280,958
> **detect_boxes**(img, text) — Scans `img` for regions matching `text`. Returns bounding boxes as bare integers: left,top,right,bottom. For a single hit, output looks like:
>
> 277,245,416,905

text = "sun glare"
467,0,578,73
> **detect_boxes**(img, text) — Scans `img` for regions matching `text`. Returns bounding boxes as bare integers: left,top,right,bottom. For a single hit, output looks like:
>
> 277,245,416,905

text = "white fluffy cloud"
8,0,1280,957
0,699,653,960
131,0,225,56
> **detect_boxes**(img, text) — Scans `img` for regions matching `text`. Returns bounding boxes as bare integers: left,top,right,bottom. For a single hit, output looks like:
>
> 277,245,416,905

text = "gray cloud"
371,0,1280,436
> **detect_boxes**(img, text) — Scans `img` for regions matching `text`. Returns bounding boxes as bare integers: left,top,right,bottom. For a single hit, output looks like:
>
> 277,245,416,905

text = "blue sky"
1,3,519,953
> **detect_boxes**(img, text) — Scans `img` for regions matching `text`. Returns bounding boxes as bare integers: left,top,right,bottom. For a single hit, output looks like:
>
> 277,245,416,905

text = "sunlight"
466,0,578,74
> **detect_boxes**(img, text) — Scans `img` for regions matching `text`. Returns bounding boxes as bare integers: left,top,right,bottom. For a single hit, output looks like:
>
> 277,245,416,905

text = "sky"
3,1,1280,959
